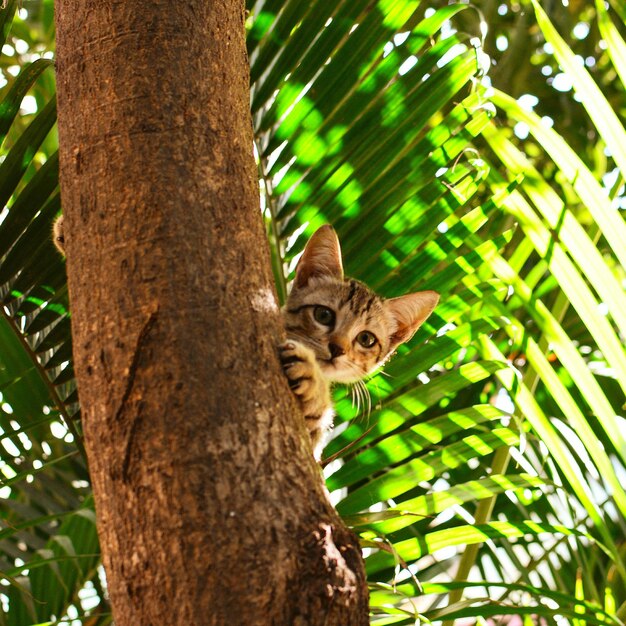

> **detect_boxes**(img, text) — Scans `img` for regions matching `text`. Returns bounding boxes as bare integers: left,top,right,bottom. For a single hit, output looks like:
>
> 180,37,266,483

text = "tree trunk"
54,2,368,624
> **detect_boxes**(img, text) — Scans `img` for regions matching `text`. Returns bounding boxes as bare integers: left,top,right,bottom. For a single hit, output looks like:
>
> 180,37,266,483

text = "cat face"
284,225,439,383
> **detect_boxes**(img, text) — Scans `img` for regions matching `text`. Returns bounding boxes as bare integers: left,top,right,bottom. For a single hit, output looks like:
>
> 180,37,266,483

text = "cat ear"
294,225,344,288
385,290,439,352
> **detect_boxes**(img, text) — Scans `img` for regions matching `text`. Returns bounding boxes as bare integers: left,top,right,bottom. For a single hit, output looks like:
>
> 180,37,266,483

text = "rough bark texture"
55,2,368,624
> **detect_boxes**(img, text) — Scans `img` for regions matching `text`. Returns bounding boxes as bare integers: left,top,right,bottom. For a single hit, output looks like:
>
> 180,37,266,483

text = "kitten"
280,225,439,460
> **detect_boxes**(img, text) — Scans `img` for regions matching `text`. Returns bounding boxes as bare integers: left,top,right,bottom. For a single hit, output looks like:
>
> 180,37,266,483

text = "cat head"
284,225,439,383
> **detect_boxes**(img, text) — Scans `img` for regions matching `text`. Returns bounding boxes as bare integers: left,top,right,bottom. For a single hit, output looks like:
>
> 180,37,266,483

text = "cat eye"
356,331,377,348
313,306,335,327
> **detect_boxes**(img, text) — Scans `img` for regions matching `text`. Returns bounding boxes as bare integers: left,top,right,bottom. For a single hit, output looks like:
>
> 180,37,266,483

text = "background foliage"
0,0,624,623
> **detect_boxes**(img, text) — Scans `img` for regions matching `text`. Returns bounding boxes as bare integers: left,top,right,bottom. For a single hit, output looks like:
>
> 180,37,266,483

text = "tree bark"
54,2,368,624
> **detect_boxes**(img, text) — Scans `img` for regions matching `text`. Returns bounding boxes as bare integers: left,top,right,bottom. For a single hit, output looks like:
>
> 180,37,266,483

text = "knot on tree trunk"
294,521,369,626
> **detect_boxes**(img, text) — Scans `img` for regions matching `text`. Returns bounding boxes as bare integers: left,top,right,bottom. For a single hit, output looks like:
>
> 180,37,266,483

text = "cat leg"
279,340,333,459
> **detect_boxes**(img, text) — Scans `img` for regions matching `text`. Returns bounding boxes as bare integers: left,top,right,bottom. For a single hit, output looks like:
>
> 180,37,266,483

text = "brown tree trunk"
54,2,368,624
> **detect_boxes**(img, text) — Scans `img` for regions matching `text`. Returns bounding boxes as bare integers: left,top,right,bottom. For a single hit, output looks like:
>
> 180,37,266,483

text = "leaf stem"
254,136,288,304
0,305,87,464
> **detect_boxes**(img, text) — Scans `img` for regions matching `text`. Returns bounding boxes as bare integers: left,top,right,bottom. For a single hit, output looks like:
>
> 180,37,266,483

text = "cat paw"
279,341,328,415
279,340,317,396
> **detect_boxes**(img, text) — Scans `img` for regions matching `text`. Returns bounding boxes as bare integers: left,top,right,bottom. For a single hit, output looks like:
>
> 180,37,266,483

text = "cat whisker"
350,378,372,427
349,378,359,412
342,363,371,421
359,379,372,421
350,383,361,415
356,384,363,416
364,380,372,418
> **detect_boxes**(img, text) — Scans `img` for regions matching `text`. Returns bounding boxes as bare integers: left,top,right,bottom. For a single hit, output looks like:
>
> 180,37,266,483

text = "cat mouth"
321,356,343,369
319,358,336,371
320,358,363,383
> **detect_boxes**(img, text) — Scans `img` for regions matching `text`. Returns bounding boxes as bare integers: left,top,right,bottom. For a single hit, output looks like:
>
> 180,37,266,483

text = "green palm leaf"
0,1,624,623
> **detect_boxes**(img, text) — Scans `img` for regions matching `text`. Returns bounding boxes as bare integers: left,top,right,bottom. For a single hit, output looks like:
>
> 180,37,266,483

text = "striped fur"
281,226,439,460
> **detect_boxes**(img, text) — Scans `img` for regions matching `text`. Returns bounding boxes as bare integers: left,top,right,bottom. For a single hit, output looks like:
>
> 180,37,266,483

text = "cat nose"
329,342,345,359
